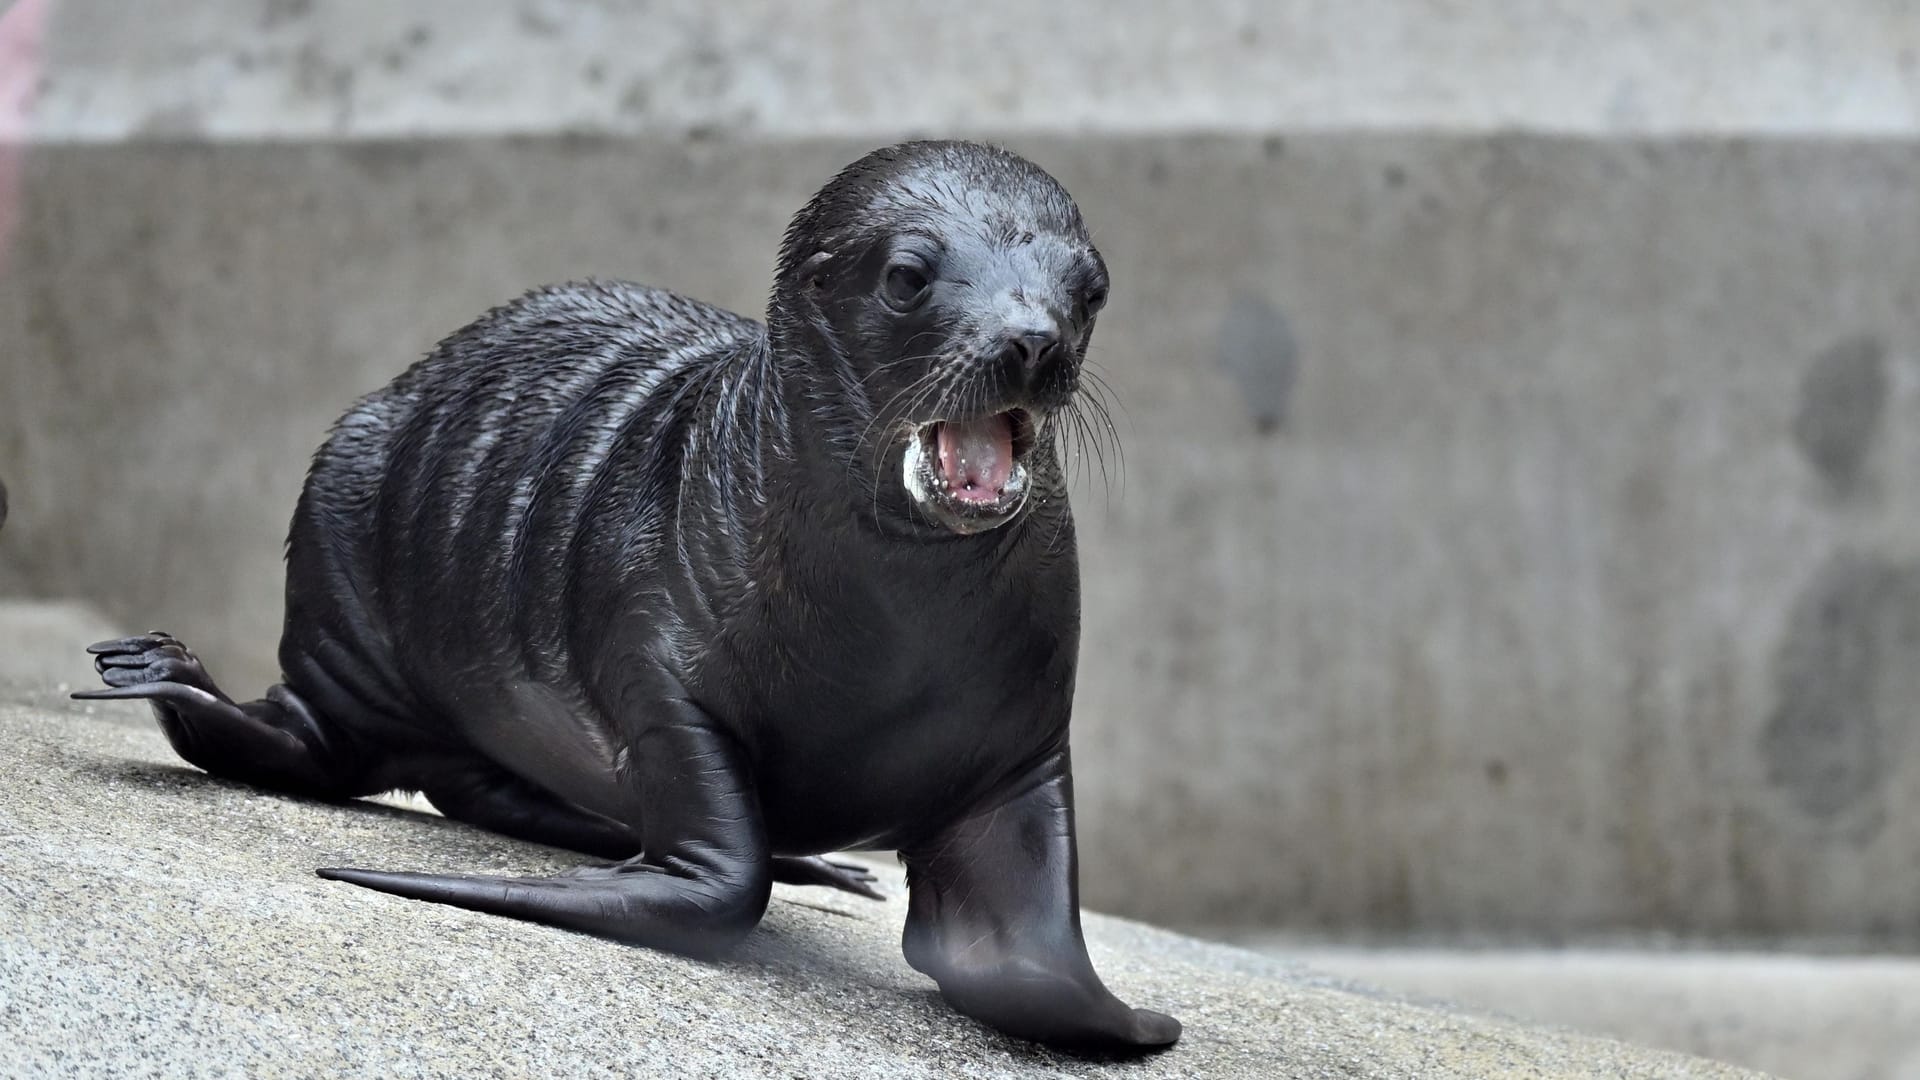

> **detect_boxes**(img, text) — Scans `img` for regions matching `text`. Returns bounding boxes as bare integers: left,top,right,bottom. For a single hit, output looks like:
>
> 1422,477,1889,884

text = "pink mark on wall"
0,0,52,276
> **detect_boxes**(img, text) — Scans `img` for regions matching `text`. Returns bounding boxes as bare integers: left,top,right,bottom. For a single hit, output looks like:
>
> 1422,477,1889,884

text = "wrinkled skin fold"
77,140,1175,1053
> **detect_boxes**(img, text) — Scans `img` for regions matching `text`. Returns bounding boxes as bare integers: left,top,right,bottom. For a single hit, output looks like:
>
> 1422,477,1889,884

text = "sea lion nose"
1002,329,1067,388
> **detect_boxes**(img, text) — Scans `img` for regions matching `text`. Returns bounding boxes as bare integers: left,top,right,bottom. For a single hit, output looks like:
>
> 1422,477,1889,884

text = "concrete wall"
6,1,1920,939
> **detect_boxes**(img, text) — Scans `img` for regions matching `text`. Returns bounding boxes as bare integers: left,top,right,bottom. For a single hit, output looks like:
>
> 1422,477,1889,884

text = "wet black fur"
80,141,1175,1052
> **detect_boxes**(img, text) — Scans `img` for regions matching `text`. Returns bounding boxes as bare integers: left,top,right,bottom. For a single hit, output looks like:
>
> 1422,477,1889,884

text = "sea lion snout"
993,323,1074,406
1005,329,1066,380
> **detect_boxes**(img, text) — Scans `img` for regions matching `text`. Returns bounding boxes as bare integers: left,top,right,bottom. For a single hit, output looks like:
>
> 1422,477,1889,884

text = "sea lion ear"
798,251,834,292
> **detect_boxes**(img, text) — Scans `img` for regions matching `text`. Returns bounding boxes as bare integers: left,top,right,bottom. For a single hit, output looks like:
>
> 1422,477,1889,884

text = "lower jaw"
901,433,1031,535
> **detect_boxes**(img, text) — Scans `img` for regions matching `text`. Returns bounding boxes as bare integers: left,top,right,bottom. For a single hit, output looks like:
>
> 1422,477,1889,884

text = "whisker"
1073,403,1109,501
1074,364,1127,499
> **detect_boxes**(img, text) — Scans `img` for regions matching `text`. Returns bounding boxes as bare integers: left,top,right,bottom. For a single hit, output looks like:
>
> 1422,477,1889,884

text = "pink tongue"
935,414,1014,503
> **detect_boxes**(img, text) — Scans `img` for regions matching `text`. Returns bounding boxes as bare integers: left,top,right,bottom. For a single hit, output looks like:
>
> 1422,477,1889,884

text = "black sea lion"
78,140,1177,1051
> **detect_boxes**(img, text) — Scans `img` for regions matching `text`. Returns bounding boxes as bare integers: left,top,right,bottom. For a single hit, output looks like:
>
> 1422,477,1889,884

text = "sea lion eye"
1076,281,1109,325
883,263,932,310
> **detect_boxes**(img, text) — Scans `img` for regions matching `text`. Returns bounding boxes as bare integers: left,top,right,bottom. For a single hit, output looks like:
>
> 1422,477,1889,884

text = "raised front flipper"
319,703,773,959
900,750,1181,1052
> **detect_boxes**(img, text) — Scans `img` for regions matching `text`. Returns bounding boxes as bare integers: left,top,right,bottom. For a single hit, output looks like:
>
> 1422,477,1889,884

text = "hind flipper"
76,632,361,798
770,855,885,900
423,767,880,899
422,765,644,861
319,702,773,959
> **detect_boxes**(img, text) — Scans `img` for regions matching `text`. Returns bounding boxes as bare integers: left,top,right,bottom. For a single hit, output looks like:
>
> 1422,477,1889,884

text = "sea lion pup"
79,140,1177,1050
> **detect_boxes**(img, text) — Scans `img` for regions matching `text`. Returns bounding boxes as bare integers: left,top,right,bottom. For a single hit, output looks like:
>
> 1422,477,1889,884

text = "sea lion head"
771,141,1110,536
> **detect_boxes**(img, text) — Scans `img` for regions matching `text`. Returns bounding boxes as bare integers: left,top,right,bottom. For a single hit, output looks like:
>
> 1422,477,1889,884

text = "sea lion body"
280,280,1075,855
81,141,1173,1052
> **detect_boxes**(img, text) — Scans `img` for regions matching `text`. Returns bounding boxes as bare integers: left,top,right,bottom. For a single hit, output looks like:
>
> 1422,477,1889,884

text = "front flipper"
901,750,1181,1052
319,705,772,960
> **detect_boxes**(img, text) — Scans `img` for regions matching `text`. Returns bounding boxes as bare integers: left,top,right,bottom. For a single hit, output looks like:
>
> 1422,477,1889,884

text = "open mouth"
902,408,1038,533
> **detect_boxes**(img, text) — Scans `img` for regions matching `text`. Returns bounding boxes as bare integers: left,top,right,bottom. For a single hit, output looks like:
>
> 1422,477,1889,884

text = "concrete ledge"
0,598,118,684
22,0,1920,141
0,689,1754,1079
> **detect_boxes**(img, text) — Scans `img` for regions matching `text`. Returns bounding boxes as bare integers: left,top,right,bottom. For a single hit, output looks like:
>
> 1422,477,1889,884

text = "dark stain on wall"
1214,292,1298,435
1792,335,1888,498
1763,553,1920,827
261,0,314,29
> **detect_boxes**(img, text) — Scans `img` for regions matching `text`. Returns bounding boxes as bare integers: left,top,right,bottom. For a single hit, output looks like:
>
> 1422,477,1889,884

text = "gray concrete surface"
0,690,1757,1080
5,134,1919,940
25,1,1920,140
1251,944,1920,1080
0,601,1903,1078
